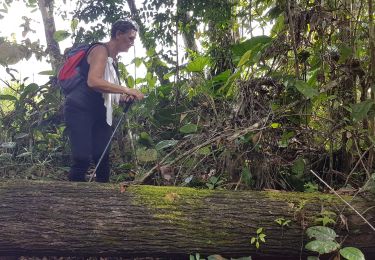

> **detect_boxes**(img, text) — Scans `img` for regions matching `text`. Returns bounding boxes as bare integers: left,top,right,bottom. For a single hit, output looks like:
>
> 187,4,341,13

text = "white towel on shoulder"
103,57,121,126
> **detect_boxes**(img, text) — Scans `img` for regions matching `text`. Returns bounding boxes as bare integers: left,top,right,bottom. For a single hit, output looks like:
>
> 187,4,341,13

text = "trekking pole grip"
123,100,134,113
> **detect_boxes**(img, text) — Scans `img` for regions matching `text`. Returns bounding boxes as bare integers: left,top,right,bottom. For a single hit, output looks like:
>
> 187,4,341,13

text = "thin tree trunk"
368,0,375,171
37,0,63,71
179,11,198,53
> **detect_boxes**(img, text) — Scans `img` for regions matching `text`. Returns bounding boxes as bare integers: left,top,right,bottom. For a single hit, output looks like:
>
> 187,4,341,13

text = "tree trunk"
37,0,63,71
0,181,374,258
368,0,375,170
179,10,198,53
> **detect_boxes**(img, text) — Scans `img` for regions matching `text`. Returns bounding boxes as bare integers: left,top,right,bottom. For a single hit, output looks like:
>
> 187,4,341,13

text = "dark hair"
111,19,138,38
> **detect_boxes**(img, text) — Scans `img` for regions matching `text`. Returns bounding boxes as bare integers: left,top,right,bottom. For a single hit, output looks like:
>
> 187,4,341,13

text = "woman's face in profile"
117,29,137,52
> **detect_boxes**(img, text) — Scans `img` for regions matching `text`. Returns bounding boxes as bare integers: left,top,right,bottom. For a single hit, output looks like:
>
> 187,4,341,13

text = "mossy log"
0,181,374,259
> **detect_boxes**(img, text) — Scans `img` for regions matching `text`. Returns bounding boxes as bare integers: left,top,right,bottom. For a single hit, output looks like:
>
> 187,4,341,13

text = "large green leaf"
294,80,318,99
237,49,252,67
231,36,273,58
136,148,157,162
53,30,70,42
270,14,285,37
155,140,178,151
236,42,268,67
179,123,198,134
139,132,153,146
0,94,17,101
212,70,231,83
133,57,143,67
306,226,337,241
351,100,374,122
197,146,211,155
18,83,39,102
38,70,55,75
127,76,135,88
305,240,340,254
186,56,210,72
292,157,305,176
339,247,365,260
219,70,241,97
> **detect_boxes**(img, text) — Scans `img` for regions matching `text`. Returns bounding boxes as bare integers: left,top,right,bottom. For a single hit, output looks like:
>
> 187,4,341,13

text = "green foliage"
339,247,365,260
350,100,374,122
53,30,70,42
186,56,211,73
305,225,365,259
304,182,319,193
231,36,273,63
136,147,158,163
155,140,178,151
250,227,266,249
305,240,340,255
0,41,31,65
206,176,224,190
306,226,337,241
241,165,254,187
315,210,336,226
179,123,198,134
274,217,291,227
292,157,305,176
294,80,319,99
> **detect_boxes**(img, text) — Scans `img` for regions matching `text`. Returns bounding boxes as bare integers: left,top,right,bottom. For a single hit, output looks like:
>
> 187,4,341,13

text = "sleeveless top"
65,44,118,112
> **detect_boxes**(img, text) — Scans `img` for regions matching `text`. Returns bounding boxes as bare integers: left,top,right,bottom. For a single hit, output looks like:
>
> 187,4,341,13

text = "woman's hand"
120,94,134,103
124,88,144,101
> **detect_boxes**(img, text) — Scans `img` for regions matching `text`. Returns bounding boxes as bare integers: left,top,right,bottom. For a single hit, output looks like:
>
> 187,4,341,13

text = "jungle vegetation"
0,0,374,200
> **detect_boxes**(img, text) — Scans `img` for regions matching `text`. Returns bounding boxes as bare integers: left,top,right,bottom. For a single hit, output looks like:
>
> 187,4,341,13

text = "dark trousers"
64,101,112,182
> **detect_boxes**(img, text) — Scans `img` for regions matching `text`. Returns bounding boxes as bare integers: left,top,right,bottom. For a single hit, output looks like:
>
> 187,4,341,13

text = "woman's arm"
86,45,143,99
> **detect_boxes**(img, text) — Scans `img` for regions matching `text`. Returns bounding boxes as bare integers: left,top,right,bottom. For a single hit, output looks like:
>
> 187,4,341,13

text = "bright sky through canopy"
0,0,147,86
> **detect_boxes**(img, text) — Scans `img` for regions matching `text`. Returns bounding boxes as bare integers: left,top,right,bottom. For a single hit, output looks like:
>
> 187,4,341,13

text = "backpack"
57,42,104,95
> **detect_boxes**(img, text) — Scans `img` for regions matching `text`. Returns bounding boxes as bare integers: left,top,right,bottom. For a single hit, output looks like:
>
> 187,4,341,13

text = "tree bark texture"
0,181,374,258
37,0,63,71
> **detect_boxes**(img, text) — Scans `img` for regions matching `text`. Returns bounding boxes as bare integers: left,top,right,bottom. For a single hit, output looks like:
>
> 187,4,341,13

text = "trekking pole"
89,100,133,182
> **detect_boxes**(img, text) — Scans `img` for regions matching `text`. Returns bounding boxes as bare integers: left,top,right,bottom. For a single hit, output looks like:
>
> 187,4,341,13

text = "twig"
354,139,371,179
340,172,375,217
344,143,374,186
310,170,375,232
227,117,268,141
166,135,224,168
133,140,188,184
135,118,268,184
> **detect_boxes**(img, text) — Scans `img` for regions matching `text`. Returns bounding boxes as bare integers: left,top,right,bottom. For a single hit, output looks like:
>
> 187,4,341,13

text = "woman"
64,19,144,182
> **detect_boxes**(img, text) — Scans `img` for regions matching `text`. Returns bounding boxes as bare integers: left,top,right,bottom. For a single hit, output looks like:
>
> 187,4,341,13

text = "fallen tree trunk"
0,181,374,258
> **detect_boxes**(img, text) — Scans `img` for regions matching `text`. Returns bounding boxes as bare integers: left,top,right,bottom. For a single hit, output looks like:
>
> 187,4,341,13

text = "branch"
134,117,269,184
